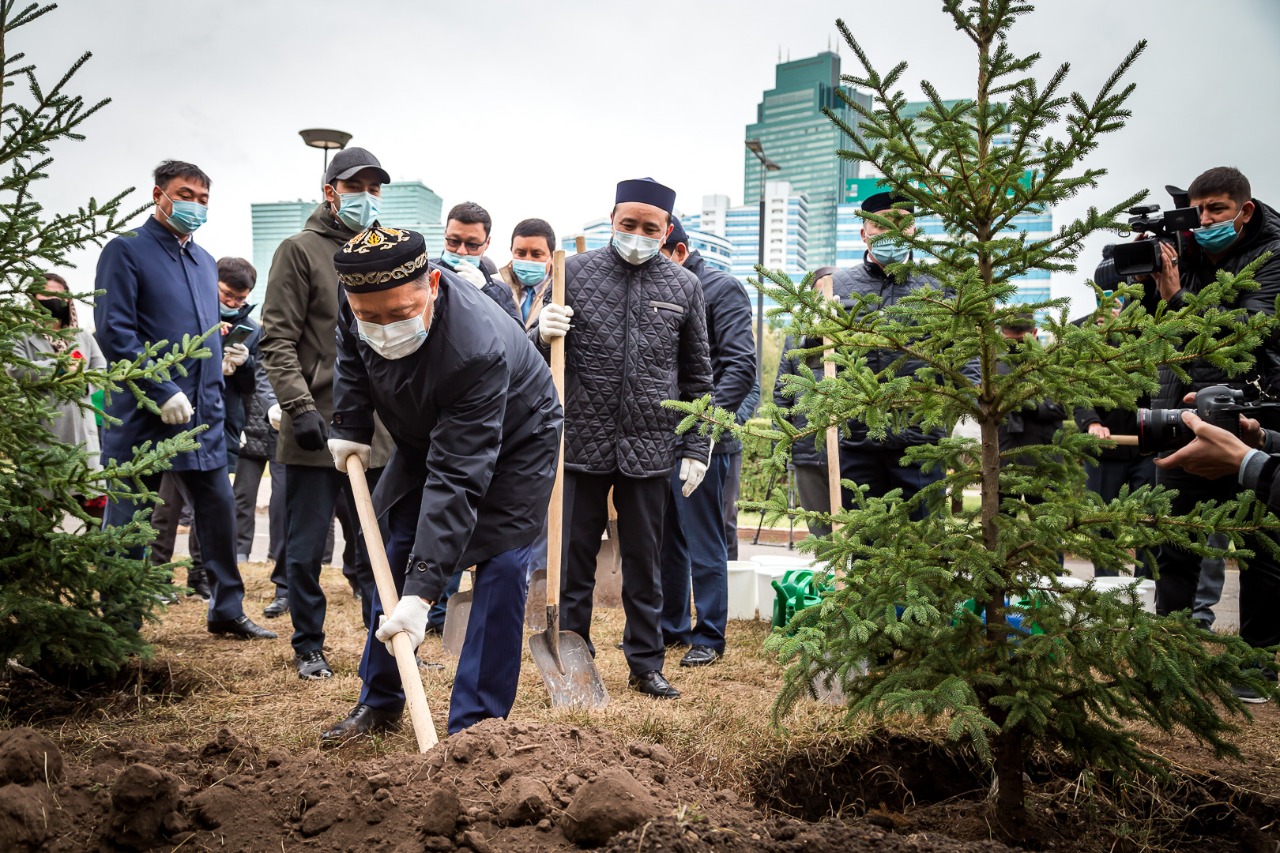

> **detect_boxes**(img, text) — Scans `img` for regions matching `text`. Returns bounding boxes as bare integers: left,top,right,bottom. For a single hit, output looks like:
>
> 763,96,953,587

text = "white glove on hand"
451,262,488,289
375,595,433,654
159,391,193,425
328,438,372,472
679,457,708,497
221,342,249,375
267,403,282,430
538,303,574,344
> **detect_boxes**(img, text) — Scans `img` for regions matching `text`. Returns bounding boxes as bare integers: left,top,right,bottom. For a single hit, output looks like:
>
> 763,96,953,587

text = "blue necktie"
521,287,536,323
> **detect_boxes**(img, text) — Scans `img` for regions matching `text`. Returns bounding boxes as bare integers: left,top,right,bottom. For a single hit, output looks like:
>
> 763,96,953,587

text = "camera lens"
1137,408,1193,455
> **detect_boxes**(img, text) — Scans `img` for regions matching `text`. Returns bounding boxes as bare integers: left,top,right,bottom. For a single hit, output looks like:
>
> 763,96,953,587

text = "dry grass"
38,560,869,794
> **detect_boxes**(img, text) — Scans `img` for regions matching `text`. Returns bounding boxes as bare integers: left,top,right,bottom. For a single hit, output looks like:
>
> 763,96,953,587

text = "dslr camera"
1136,385,1280,455
1095,186,1200,290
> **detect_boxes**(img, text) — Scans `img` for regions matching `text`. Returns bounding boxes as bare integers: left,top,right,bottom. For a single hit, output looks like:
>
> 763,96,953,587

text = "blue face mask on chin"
442,250,481,268
1192,210,1243,253
219,303,239,319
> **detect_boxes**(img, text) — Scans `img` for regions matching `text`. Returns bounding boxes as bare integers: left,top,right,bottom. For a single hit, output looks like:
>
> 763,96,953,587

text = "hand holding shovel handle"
544,249,567,671
345,457,439,751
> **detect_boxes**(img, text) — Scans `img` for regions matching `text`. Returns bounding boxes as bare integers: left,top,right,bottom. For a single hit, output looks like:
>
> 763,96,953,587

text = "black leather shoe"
320,704,402,744
186,569,211,602
207,615,277,640
680,646,722,667
629,670,680,700
263,596,289,618
296,650,333,680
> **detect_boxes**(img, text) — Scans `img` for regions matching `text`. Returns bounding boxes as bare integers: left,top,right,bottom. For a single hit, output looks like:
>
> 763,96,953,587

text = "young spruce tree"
0,2,207,678
673,0,1279,834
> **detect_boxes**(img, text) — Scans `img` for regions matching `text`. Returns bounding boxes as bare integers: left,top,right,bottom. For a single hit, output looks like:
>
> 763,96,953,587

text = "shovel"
528,249,609,708
441,569,474,657
344,458,439,751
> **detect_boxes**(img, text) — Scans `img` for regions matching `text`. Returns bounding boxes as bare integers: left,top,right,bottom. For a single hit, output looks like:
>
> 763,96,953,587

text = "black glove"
292,410,328,451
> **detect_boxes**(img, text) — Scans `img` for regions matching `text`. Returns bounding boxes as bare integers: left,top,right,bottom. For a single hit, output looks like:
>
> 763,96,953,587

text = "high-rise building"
744,51,871,270
248,181,443,310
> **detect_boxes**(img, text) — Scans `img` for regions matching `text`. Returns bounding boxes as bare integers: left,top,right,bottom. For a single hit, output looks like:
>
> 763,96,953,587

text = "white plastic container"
749,555,813,570
726,561,758,621
1091,576,1158,614
754,565,789,622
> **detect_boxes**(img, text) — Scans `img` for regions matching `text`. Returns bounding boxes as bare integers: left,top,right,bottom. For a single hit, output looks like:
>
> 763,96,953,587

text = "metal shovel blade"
525,569,547,632
442,589,472,657
528,629,609,709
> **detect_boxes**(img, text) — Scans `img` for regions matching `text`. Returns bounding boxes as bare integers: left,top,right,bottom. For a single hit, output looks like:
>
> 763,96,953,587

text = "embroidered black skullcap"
334,225,429,293
861,192,913,214
663,216,689,251
615,178,676,214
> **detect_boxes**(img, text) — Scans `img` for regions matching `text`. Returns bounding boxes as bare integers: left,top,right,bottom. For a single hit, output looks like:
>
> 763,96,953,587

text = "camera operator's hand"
1086,422,1111,440
1154,411,1251,480
1154,241,1181,302
1178,391,1265,450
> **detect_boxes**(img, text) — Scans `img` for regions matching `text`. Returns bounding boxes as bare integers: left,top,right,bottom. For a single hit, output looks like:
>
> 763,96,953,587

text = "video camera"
1137,385,1280,455
1095,186,1200,290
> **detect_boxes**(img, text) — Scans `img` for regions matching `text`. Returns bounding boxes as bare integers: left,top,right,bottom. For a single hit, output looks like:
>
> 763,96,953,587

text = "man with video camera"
1143,166,1280,702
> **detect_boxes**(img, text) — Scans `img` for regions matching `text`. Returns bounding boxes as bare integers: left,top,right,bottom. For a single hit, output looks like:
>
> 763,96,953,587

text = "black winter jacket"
683,251,756,456
1147,199,1280,408
434,257,521,325
331,269,562,602
538,246,713,476
220,302,262,461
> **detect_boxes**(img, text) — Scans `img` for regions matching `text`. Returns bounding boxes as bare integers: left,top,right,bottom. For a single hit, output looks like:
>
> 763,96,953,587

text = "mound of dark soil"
0,659,195,723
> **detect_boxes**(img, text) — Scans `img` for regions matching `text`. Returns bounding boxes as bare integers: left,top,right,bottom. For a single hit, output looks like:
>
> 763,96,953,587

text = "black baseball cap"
324,147,391,185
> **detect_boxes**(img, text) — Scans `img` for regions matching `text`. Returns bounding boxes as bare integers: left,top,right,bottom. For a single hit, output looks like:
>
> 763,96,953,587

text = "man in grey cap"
260,147,395,681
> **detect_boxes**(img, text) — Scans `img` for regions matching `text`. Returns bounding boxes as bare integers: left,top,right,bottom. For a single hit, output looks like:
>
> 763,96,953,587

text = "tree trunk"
993,727,1029,839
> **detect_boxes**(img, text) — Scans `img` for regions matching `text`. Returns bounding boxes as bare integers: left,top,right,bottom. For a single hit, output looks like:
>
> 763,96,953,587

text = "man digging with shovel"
320,225,562,742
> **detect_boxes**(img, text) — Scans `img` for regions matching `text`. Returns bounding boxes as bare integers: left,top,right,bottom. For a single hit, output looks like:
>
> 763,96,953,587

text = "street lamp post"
298,128,353,176
745,139,782,394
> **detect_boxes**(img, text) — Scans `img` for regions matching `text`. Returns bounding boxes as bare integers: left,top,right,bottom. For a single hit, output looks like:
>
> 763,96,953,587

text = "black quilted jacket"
539,246,713,476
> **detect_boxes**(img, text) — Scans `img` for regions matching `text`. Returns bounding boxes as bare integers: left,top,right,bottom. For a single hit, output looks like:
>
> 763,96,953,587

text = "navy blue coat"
95,216,226,472
684,251,757,456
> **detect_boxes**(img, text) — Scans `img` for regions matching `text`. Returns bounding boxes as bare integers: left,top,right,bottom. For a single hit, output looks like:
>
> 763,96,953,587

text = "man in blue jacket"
95,160,275,640
657,218,756,666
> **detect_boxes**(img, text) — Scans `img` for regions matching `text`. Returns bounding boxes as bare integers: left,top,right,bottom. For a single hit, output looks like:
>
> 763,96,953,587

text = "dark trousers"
1156,466,1280,648
840,446,944,520
1086,455,1157,577
562,470,669,676
104,468,245,622
794,463,834,539
722,451,743,561
358,490,530,734
660,454,731,652
263,461,289,595
283,464,380,654
233,454,285,564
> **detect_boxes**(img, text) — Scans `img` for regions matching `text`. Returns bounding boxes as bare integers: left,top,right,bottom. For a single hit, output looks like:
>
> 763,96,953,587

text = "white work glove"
267,403,282,430
159,391,193,425
375,595,433,654
451,261,487,289
679,457,708,497
328,438,371,472
538,303,573,344
221,342,249,375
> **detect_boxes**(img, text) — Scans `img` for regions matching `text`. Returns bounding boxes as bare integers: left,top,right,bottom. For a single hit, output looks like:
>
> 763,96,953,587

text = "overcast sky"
28,0,1280,325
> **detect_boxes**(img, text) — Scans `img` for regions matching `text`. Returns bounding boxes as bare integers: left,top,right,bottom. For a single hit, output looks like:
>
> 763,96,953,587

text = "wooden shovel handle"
546,250,567,607
345,457,438,752
816,274,841,529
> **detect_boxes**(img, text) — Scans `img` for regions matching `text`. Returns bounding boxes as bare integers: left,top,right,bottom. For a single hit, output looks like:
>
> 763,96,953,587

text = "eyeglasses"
443,236,486,253
218,286,248,307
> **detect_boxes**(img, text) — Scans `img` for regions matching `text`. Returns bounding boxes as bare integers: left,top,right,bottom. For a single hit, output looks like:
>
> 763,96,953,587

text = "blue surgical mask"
870,238,910,265
336,191,380,231
161,192,208,235
357,306,429,360
1192,210,1243,253
219,304,239,319
442,250,481,268
512,259,548,286
612,231,662,265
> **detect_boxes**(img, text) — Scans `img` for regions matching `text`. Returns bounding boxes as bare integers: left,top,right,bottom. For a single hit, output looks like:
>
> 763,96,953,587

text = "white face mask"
357,305,429,360
611,230,663,265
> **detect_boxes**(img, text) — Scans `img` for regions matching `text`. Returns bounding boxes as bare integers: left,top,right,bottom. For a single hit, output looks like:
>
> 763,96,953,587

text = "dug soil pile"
0,720,1012,852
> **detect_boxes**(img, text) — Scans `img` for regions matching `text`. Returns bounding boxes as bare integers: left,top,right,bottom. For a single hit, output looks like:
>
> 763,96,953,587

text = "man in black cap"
536,178,713,700
320,225,561,740
260,147,395,681
777,192,964,527
656,218,756,667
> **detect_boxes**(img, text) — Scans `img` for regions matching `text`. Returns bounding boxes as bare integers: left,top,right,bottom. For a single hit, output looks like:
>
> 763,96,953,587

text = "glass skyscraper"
744,51,871,270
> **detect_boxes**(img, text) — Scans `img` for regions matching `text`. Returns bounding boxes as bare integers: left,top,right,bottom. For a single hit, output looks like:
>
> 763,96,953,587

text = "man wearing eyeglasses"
434,202,520,324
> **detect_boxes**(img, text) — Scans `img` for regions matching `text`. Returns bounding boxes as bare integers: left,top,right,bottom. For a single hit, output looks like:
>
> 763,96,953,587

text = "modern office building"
249,181,443,309
744,51,871,270
687,183,809,288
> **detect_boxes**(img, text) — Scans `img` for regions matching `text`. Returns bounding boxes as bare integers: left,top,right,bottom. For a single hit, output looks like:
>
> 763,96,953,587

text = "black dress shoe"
629,670,680,700
207,615,277,640
186,569,212,602
296,649,333,680
680,646,722,667
263,596,289,618
320,704,402,744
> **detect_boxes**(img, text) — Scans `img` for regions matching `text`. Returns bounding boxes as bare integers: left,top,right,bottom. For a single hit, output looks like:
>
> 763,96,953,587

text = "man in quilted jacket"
536,178,714,700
